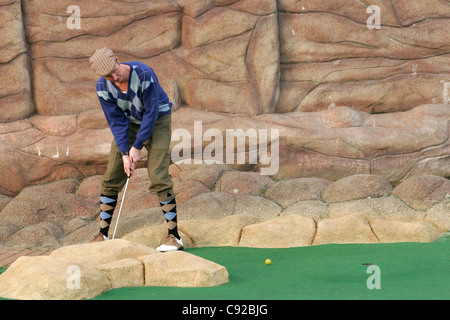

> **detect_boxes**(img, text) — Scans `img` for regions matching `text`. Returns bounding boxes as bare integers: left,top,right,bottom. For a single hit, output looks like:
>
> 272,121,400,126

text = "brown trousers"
101,113,174,202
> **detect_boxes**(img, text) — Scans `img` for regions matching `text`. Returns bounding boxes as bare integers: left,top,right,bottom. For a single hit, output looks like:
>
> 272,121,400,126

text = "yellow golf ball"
265,259,272,265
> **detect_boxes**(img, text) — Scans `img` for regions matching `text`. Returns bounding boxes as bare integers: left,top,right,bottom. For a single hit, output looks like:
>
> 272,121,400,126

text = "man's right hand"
122,155,135,177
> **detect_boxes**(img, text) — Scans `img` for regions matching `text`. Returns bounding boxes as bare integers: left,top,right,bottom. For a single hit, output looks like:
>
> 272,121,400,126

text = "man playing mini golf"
89,47,182,252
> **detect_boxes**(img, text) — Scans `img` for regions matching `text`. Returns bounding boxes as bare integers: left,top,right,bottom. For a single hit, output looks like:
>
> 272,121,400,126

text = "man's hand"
122,155,135,177
129,147,141,166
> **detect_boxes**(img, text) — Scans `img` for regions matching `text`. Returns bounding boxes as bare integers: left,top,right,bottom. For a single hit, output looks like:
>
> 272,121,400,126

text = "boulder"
265,177,332,208
313,215,378,245
178,191,236,220
121,224,193,249
179,215,260,247
322,174,393,203
95,258,144,289
282,200,329,220
392,175,450,210
328,196,425,221
139,251,229,287
234,195,282,219
215,171,276,196
0,256,110,300
425,200,450,232
50,239,158,267
239,214,316,248
371,219,442,243
0,179,98,228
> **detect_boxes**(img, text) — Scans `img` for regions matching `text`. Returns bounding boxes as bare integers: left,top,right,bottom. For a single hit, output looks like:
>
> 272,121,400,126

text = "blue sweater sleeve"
132,73,160,150
97,85,130,153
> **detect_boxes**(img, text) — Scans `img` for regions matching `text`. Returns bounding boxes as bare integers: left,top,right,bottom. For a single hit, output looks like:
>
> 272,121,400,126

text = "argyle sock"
99,194,118,238
160,197,180,240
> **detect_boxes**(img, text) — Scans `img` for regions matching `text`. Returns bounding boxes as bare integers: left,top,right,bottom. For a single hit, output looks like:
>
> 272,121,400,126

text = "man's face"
103,58,124,83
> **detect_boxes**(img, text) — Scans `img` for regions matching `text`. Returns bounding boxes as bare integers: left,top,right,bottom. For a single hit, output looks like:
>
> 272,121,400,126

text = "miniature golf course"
0,236,448,301
92,235,449,300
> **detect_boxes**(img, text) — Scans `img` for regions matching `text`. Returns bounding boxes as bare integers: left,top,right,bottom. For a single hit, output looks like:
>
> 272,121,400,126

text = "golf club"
112,174,131,240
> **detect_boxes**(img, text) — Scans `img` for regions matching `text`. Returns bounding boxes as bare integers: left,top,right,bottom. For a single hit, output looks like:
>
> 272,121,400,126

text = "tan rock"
322,174,393,203
121,224,193,249
29,114,77,136
246,13,280,114
313,215,378,245
0,256,110,300
328,196,425,221
215,171,275,196
139,251,229,287
178,191,235,220
371,219,442,243
173,180,211,204
282,200,329,221
181,7,257,48
425,200,450,232
95,258,144,289
77,110,108,130
179,214,260,247
265,177,331,208
50,239,159,267
178,163,231,189
0,179,98,228
0,54,33,122
239,214,316,248
392,175,450,210
234,195,282,219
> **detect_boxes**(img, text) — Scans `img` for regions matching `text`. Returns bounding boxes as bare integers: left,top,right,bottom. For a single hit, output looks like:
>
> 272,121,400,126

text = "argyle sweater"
95,61,172,153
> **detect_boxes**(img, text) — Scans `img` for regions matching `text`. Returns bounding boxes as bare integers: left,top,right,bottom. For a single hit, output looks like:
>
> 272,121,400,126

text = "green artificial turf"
93,237,450,300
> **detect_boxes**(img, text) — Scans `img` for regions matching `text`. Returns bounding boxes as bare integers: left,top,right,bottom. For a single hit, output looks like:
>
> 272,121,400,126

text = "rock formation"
0,0,449,196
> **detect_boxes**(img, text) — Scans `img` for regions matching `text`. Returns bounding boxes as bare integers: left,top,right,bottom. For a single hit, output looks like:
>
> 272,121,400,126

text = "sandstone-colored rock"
322,174,393,203
371,219,442,243
3,221,63,247
181,78,259,115
328,196,425,221
246,13,280,114
179,215,260,247
0,179,97,228
121,224,193,249
0,255,110,300
215,171,275,196
178,163,231,189
178,191,235,220
234,195,282,219
425,200,450,232
29,114,77,137
279,8,450,112
239,214,316,248
181,6,257,48
95,258,144,289
50,239,158,267
107,207,166,240
139,251,229,287
77,109,109,130
392,175,450,210
173,180,211,204
282,200,329,221
313,215,378,245
0,1,33,121
265,177,332,208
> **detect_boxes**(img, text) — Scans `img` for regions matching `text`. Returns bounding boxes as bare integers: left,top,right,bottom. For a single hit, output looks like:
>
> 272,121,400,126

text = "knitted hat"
89,47,117,76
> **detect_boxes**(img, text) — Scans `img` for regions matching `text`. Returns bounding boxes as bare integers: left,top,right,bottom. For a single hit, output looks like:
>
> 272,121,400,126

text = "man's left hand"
130,147,141,166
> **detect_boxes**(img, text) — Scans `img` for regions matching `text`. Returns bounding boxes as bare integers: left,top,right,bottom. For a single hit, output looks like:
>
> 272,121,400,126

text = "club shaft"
112,176,130,240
